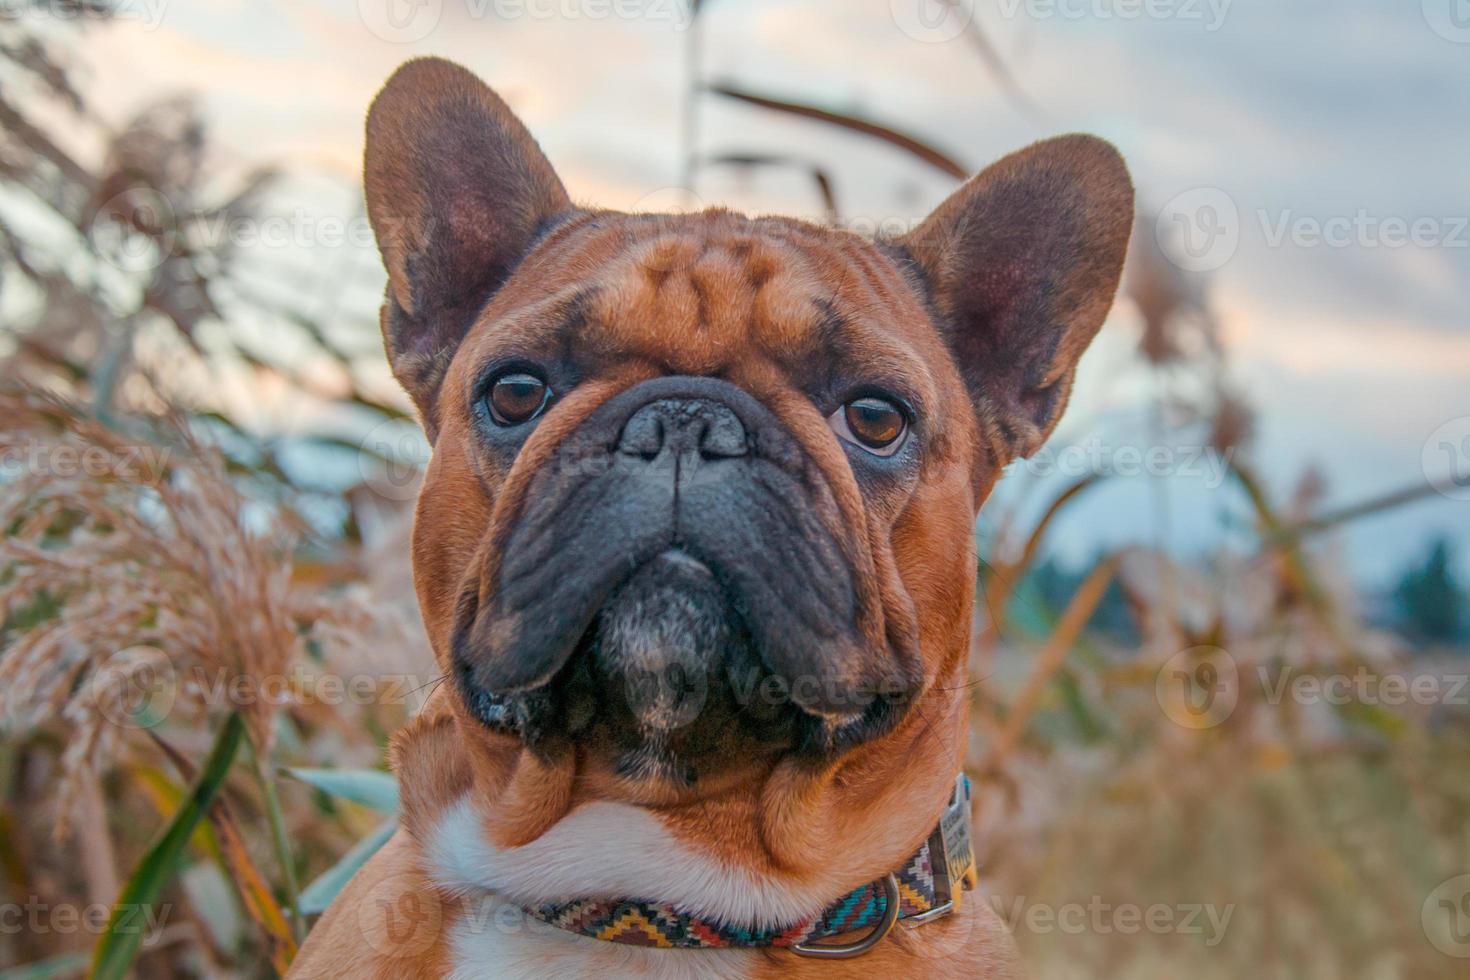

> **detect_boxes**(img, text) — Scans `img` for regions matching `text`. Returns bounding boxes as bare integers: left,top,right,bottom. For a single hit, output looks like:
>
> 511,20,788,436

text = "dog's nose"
618,397,748,461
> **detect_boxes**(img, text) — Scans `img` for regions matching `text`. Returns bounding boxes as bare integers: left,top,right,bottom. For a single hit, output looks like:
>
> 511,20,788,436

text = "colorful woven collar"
523,774,977,959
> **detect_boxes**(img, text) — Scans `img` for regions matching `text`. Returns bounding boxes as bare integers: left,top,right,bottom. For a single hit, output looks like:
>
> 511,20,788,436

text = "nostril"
699,410,747,459
618,406,666,459
618,397,748,462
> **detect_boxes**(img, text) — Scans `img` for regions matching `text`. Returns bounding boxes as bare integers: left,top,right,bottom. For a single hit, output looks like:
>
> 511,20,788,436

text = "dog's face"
365,59,1132,793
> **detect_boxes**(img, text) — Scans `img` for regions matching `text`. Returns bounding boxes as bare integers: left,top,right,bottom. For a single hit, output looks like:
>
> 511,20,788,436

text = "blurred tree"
1026,553,1139,646
1393,536,1466,644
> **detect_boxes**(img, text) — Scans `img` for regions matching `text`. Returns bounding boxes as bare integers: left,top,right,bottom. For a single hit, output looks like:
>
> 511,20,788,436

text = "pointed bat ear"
900,135,1134,466
364,57,572,433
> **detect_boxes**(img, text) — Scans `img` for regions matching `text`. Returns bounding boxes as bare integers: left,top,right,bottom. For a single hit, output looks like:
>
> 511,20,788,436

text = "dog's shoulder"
288,830,450,979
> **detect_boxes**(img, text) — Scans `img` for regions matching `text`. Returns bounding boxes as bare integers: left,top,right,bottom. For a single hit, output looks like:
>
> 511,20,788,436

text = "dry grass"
1,12,1464,978
0,387,428,974
0,388,1462,978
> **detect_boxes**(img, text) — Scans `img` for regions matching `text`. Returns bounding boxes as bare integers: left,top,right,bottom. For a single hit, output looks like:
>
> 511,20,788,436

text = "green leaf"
299,819,398,915
0,951,89,980
285,767,399,813
90,713,245,980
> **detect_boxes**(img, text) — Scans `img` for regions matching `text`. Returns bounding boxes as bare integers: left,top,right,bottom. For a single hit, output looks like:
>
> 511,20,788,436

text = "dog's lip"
655,547,713,577
452,546,916,748
453,546,717,699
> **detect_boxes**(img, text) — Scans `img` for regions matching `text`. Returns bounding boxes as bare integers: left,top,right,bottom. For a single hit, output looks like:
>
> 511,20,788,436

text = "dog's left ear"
900,135,1133,467
364,58,572,432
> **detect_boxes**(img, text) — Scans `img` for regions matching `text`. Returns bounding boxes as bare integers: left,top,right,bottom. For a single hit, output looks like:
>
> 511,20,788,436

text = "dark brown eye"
487,372,551,426
828,396,908,456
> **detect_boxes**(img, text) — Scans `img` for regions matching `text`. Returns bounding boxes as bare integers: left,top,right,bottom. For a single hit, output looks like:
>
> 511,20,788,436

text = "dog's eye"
486,372,552,426
828,396,907,456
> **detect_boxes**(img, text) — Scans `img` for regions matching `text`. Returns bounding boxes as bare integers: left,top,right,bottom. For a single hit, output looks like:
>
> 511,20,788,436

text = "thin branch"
706,82,970,179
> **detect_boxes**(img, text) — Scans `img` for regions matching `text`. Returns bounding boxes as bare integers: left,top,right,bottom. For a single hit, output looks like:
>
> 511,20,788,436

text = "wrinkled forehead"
451,208,949,412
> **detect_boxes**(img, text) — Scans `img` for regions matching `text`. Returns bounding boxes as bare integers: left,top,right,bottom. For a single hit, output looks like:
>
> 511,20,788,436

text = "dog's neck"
395,681,968,931
428,794,848,929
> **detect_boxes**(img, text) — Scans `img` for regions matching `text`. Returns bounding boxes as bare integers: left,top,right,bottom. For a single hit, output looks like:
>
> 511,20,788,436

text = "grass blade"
284,767,399,813
299,819,397,916
147,732,299,970
90,713,245,980
0,951,89,980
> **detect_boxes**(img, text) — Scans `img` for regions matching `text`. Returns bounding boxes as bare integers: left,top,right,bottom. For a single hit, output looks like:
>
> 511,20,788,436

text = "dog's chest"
425,795,834,979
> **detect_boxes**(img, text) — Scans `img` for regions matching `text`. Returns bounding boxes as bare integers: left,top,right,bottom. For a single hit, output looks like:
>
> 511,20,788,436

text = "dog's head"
365,58,1131,795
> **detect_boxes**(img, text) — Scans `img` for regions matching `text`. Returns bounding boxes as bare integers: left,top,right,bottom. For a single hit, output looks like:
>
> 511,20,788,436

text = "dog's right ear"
364,58,571,433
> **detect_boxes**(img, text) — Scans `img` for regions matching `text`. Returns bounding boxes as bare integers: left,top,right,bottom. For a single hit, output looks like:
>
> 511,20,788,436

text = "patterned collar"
522,774,977,959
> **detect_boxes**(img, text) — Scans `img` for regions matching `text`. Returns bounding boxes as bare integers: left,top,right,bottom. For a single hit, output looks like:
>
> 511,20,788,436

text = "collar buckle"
907,773,978,928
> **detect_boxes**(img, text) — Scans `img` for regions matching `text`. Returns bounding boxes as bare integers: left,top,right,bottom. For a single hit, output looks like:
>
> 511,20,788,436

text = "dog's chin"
452,549,902,787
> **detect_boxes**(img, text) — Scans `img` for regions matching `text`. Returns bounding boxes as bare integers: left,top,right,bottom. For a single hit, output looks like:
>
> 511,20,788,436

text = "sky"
49,0,1470,587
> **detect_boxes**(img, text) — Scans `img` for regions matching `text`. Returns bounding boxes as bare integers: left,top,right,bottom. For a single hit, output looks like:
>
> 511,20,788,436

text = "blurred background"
1,1,1467,977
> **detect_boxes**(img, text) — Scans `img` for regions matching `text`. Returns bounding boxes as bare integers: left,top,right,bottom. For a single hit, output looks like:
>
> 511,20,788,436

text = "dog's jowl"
290,56,1132,979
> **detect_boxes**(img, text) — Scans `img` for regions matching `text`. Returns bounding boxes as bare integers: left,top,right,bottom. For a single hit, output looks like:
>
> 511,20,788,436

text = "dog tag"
937,774,978,906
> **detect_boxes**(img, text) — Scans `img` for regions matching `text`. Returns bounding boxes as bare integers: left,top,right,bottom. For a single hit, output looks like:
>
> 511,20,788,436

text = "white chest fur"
425,795,839,979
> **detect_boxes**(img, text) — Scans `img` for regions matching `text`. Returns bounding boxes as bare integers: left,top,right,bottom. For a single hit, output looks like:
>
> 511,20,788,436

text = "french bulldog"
290,56,1132,979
